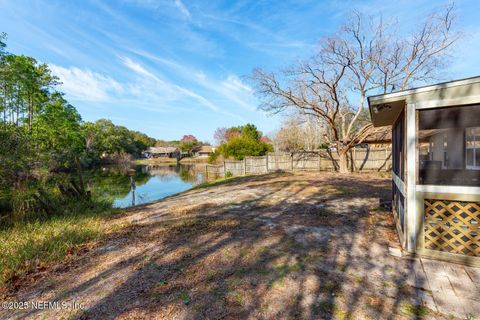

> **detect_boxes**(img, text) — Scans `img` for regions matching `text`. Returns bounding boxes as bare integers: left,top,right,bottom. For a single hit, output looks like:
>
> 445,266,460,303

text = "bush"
208,151,221,164
0,180,115,285
217,136,273,160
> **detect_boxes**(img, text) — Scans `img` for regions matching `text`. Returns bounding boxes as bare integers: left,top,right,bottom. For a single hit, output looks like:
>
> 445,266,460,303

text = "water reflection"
86,164,205,208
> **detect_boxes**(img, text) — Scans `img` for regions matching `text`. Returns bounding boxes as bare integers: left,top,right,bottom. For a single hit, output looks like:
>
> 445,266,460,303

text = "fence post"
223,161,226,178
353,147,356,172
266,152,269,172
243,157,246,176
318,152,321,171
291,153,294,171
205,164,208,180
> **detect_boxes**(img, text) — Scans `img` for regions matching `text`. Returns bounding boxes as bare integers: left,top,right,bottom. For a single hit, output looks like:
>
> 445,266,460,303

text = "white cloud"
49,64,123,102
222,75,252,93
119,56,244,118
51,57,244,120
130,50,256,111
174,0,191,18
122,0,191,18
120,56,158,80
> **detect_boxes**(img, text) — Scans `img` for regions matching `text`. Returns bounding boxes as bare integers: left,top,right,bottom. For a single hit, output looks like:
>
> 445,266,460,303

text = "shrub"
217,136,272,160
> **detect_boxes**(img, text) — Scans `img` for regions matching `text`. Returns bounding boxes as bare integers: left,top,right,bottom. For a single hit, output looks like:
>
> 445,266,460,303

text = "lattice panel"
424,199,480,256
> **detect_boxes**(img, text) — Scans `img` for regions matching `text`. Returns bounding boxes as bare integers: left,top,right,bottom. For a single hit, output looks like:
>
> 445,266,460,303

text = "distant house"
260,136,272,144
356,127,392,149
194,146,216,158
143,147,179,158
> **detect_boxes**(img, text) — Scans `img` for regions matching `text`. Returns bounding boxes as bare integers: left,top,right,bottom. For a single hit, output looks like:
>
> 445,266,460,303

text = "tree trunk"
75,156,86,196
338,150,350,174
29,94,32,132
2,84,6,127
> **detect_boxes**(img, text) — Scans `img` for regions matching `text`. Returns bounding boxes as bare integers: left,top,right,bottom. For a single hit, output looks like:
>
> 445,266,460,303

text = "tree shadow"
4,173,437,320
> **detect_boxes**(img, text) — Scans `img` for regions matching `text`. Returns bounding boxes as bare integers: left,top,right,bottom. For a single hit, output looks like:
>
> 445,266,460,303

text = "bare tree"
274,112,327,152
251,5,459,173
274,117,305,153
213,127,228,145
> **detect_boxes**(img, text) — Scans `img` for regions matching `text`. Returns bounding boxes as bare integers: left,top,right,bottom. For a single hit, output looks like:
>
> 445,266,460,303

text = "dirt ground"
0,172,457,319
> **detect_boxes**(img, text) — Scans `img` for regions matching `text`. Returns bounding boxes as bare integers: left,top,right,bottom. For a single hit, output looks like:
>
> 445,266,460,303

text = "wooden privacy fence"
351,148,392,171
205,148,392,180
205,164,224,180
245,156,268,174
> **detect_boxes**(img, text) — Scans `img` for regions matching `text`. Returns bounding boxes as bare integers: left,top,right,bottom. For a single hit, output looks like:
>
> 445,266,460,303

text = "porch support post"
406,103,417,253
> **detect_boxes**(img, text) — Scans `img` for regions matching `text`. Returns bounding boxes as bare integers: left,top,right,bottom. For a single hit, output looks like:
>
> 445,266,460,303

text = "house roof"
367,76,480,127
362,127,391,143
197,145,215,153
344,127,391,145
147,146,178,154
260,136,272,143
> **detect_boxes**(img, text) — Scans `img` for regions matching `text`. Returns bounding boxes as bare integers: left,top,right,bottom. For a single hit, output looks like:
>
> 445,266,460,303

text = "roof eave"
368,76,480,103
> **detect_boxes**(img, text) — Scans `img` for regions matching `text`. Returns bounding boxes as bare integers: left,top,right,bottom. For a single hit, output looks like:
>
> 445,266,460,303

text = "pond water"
85,164,205,208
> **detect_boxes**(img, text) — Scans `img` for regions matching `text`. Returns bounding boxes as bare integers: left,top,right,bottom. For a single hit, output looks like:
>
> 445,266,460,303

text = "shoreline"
134,157,209,165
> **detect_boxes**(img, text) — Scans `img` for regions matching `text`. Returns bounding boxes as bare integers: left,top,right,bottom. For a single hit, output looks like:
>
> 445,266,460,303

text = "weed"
335,186,354,194
333,307,348,320
266,263,301,288
312,300,334,314
211,287,227,298
350,273,364,283
316,209,335,217
206,269,217,278
401,303,429,317
319,280,340,293
339,265,348,273
239,247,249,257
156,280,168,288
268,277,285,289
276,263,300,277
256,246,270,255
229,290,245,304
179,291,190,305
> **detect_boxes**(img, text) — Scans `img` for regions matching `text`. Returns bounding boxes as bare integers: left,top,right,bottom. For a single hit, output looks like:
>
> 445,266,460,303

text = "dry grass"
0,172,453,319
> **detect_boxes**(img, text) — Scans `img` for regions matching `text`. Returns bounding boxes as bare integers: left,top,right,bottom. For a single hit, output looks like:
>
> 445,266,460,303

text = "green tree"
0,33,159,225
242,123,261,141
81,119,156,160
216,136,272,160
0,32,6,55
33,93,83,168
179,134,199,154
212,123,272,160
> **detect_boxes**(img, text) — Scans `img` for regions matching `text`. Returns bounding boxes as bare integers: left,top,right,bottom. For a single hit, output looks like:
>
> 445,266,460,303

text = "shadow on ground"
2,172,445,319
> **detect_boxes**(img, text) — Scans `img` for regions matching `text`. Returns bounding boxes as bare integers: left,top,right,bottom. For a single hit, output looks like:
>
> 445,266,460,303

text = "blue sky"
1,0,479,142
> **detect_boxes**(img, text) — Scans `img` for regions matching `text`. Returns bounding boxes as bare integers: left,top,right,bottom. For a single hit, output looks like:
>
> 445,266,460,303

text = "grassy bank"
0,201,121,286
134,158,177,165
134,157,208,165
179,157,208,164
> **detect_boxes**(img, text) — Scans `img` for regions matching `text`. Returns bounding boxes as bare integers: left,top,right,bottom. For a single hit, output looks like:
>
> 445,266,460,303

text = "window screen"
466,127,480,169
392,110,405,180
418,105,480,186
